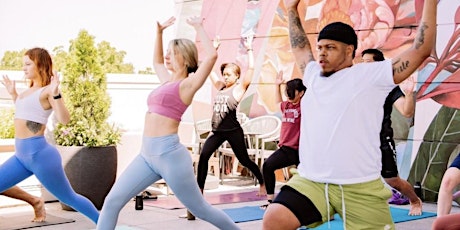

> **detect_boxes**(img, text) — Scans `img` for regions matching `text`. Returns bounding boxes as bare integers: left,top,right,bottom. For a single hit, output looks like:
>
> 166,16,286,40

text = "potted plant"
53,30,121,210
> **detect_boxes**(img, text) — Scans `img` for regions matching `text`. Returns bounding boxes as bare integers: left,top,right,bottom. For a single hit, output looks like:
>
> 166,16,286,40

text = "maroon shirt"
279,101,301,150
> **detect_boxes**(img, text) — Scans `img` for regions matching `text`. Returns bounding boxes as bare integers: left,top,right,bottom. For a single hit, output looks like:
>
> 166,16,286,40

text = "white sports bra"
15,87,52,125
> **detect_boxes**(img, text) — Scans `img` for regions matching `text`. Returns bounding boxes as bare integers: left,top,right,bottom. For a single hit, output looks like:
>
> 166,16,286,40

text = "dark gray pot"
57,145,117,211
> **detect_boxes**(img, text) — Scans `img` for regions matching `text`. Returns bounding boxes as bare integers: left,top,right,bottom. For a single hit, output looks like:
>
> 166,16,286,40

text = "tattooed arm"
392,0,437,84
285,0,314,75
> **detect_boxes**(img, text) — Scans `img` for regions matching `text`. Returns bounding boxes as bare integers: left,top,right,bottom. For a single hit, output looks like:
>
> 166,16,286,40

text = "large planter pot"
57,145,117,211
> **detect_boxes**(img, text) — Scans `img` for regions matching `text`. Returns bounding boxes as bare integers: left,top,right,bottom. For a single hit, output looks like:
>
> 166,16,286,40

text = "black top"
211,87,240,131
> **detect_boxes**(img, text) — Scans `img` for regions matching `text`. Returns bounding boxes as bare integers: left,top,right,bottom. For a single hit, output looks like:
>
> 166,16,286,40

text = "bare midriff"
14,119,46,139
143,112,180,137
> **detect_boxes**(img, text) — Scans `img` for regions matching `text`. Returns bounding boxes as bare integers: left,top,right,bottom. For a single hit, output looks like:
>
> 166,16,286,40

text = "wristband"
53,94,62,100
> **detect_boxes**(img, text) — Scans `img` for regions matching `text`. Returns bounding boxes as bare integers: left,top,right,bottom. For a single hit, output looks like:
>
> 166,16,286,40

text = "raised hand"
400,75,416,95
213,35,221,49
1,75,17,96
243,34,254,51
186,15,203,29
275,71,285,85
157,16,175,32
49,71,61,96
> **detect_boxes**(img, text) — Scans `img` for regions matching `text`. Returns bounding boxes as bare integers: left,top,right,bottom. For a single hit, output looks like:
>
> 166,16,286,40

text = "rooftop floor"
1,178,459,230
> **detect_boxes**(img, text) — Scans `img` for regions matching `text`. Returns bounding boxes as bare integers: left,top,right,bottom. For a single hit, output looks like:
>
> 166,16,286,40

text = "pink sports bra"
15,87,52,125
147,80,188,121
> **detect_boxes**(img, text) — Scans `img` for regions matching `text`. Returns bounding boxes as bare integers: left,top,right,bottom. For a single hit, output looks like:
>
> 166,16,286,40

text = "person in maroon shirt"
260,71,305,209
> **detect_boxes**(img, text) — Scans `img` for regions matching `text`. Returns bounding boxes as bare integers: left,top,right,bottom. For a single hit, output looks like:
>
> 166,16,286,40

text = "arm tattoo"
299,63,306,75
288,10,309,49
26,121,43,134
415,23,428,49
392,58,410,75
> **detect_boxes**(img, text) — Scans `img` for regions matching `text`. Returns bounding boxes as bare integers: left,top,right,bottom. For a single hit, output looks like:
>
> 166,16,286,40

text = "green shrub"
0,107,15,138
54,30,121,147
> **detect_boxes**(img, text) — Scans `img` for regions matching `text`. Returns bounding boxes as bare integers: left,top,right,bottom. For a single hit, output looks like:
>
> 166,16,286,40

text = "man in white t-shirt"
262,0,437,229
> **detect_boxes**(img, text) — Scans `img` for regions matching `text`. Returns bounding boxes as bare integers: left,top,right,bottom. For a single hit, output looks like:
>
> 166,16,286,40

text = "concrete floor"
1,178,459,230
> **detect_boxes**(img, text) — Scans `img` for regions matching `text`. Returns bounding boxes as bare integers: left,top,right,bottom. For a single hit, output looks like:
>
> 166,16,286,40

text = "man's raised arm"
285,0,314,75
392,0,437,84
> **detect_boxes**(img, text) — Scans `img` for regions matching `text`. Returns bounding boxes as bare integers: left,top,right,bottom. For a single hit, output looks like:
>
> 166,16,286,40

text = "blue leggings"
0,136,99,224
97,134,239,230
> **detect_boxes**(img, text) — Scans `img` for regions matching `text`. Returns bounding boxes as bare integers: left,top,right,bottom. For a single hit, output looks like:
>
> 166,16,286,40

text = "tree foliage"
0,36,133,74
0,49,27,70
97,41,134,73
138,67,155,75
54,30,121,147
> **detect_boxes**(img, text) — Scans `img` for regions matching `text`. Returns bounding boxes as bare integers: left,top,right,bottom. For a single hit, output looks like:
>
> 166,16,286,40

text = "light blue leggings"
0,136,99,224
97,134,239,230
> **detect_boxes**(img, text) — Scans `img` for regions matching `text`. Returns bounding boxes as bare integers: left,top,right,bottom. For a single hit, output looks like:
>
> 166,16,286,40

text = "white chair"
192,118,219,177
237,112,249,125
259,129,280,167
194,118,212,154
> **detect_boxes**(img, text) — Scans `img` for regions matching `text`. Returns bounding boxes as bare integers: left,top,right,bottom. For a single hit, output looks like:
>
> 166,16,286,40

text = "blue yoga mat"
222,206,436,227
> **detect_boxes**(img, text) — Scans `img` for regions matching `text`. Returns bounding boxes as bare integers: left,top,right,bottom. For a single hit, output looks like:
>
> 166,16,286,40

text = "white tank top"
15,87,52,125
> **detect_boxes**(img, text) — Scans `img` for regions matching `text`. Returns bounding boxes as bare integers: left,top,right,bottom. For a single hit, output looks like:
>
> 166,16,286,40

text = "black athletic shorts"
449,153,460,169
272,185,322,226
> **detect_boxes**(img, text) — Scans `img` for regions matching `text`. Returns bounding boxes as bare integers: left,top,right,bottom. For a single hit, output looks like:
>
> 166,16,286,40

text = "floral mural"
190,0,459,202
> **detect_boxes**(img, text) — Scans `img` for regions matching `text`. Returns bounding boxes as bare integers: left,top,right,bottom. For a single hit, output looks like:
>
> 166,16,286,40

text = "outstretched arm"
182,16,218,94
209,36,226,90
392,0,437,84
275,71,284,106
233,34,255,101
153,16,175,83
285,0,314,75
240,34,255,90
209,71,226,90
48,72,70,124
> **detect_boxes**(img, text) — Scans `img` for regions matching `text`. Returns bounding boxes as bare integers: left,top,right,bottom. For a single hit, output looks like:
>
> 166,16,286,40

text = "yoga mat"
222,206,437,226
223,206,265,223
90,226,141,230
0,214,75,230
144,191,265,209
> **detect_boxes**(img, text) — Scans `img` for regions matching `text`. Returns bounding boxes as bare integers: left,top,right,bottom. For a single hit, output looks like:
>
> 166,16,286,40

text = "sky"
0,0,176,71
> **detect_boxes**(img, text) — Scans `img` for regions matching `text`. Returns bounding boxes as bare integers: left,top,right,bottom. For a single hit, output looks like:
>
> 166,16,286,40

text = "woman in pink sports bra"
97,16,239,230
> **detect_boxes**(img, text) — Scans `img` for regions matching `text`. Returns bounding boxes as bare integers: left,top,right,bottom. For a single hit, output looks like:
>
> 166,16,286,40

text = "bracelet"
53,93,62,100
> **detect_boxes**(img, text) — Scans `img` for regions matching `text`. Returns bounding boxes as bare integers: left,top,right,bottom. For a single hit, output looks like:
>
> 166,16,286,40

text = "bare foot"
408,197,422,216
31,197,46,222
257,184,267,196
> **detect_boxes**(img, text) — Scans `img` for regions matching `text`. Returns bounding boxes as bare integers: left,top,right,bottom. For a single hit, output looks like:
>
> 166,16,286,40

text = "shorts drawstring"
324,183,331,229
340,184,346,230
325,183,347,230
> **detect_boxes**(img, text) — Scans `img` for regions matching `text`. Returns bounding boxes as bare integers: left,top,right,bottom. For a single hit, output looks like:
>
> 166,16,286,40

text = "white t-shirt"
297,60,395,184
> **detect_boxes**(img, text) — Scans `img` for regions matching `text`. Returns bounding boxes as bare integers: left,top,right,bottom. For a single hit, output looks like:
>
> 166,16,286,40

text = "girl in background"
261,71,305,209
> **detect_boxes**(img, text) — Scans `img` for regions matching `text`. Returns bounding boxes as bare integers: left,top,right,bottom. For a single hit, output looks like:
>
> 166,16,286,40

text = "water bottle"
135,194,143,210
414,182,422,201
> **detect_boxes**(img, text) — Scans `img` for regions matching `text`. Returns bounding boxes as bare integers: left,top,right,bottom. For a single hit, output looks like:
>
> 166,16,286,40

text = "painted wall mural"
186,0,459,202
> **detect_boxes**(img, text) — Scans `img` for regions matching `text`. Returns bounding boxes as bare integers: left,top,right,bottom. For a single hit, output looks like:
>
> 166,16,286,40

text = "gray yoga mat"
0,214,75,230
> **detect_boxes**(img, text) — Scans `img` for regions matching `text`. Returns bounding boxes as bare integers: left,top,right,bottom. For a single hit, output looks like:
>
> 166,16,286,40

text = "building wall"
174,0,460,201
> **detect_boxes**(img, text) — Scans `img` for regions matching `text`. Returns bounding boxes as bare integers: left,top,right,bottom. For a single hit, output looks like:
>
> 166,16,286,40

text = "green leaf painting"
408,106,460,202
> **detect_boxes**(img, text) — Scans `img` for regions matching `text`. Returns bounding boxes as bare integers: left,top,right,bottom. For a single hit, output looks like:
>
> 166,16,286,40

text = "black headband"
318,22,357,50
